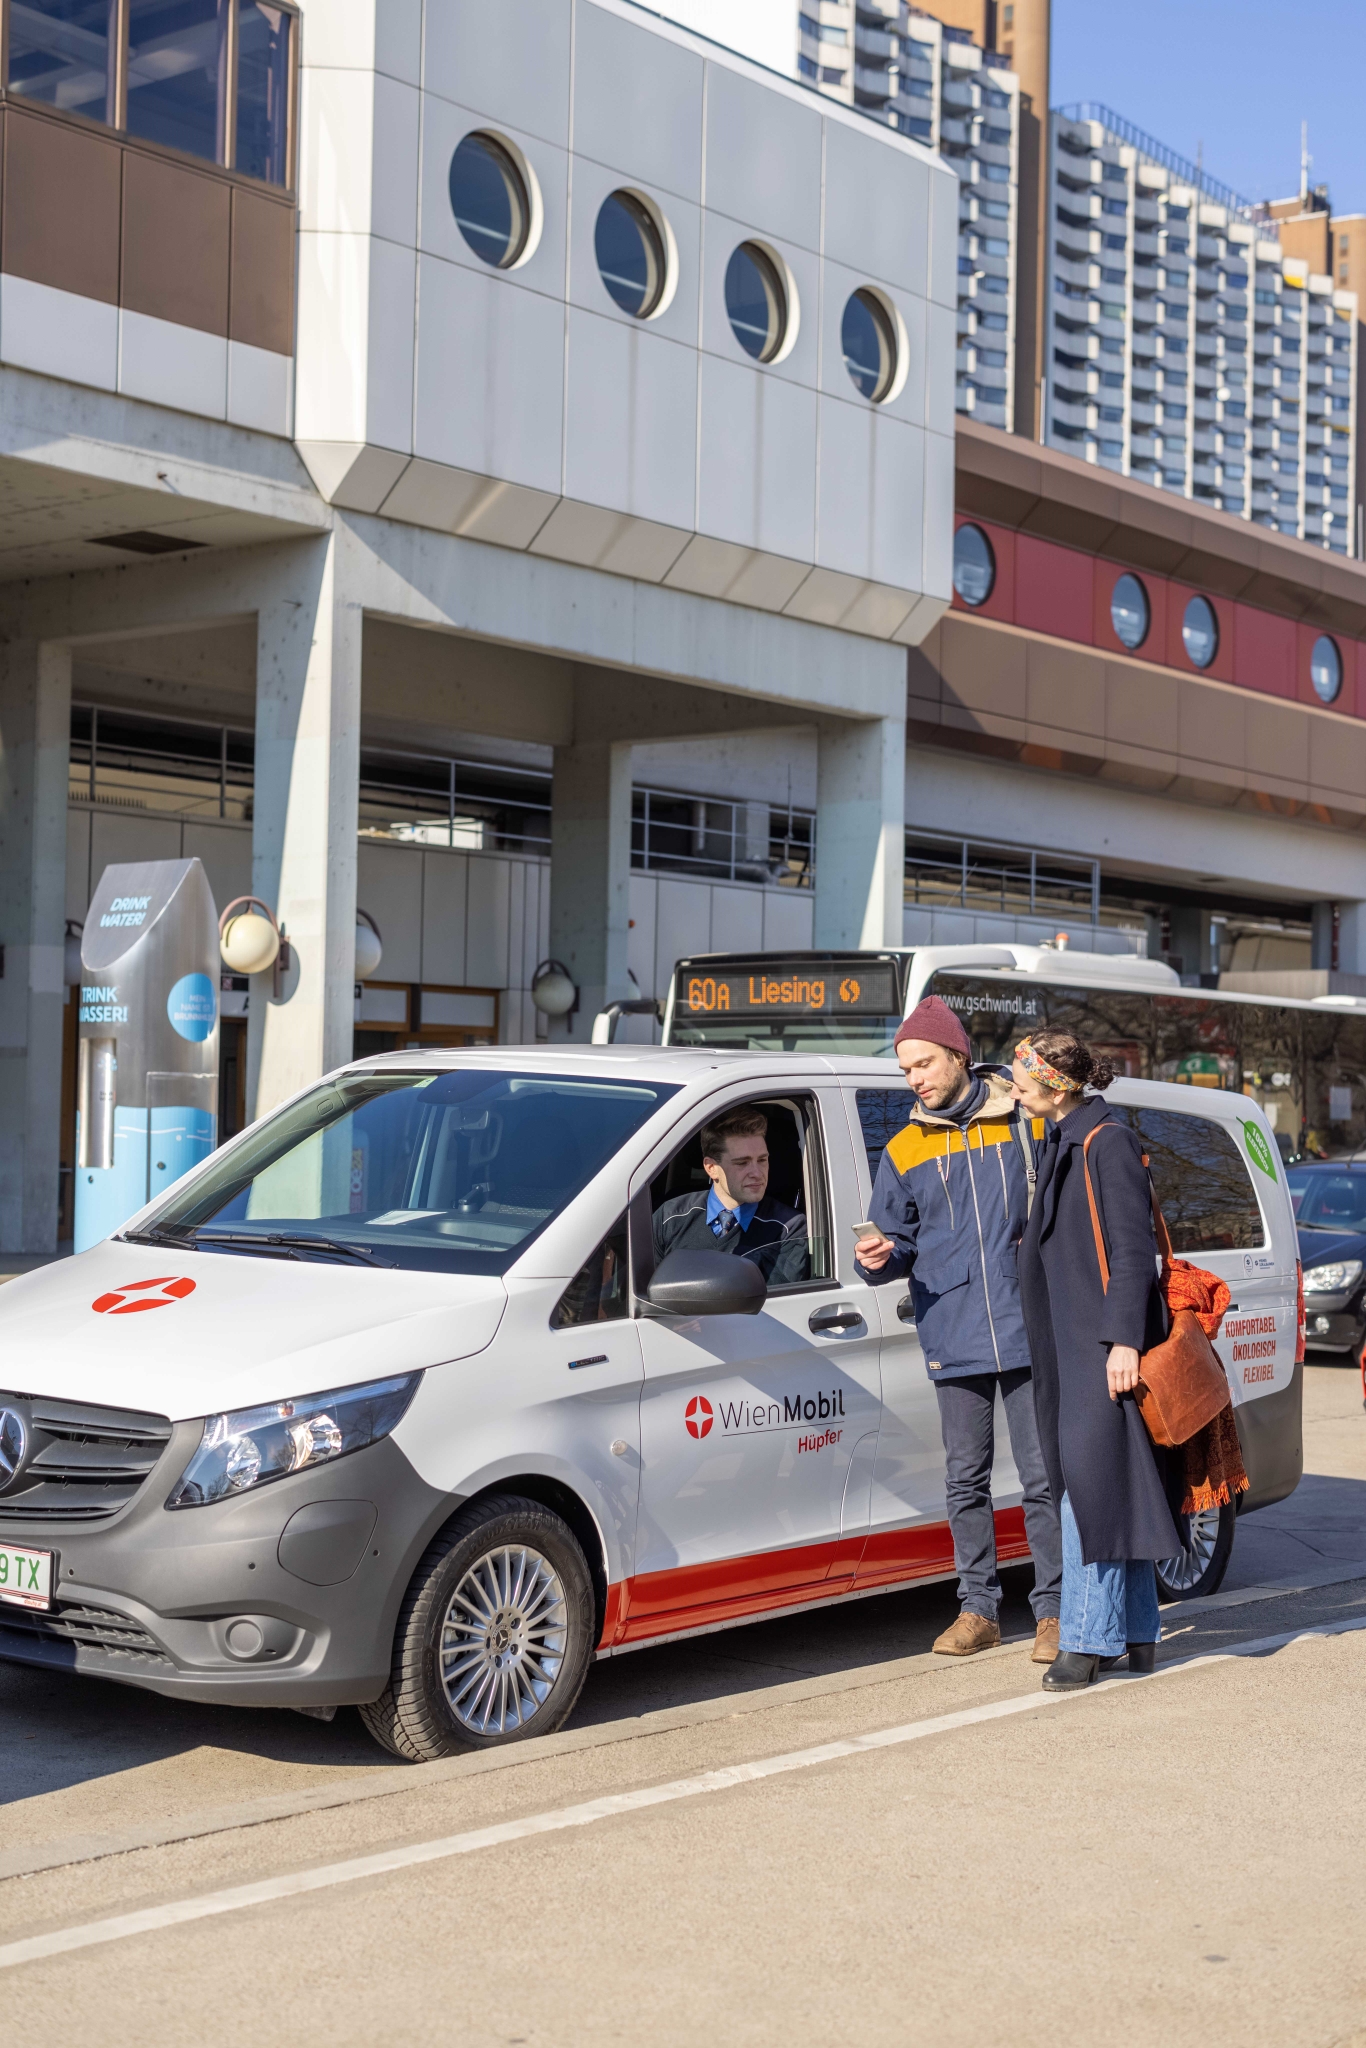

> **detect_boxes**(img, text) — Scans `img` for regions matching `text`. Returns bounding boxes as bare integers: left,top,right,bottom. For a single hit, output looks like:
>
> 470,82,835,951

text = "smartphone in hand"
850,1221,883,1241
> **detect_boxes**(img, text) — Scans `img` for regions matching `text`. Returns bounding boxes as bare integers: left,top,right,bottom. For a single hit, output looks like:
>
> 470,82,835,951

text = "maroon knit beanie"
893,993,971,1060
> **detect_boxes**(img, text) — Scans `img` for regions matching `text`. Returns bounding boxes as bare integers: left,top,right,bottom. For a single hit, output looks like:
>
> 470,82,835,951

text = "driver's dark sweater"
651,1190,810,1286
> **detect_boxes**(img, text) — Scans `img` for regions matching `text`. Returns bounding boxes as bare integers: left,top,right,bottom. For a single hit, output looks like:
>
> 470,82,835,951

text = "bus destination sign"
677,960,899,1019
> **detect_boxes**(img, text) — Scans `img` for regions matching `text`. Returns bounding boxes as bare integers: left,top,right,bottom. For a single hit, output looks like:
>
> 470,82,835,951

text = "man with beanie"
857,994,1062,1662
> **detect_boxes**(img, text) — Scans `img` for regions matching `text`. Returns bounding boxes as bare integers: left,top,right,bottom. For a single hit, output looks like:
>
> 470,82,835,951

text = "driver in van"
855,996,1063,1665
653,1107,809,1287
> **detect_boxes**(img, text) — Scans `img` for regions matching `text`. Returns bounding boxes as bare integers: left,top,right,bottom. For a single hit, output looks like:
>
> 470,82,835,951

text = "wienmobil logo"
687,1388,847,1439
92,1276,196,1315
99,895,151,929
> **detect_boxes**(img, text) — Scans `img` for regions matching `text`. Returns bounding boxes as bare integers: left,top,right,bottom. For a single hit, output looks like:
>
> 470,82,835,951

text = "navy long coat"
1018,1093,1182,1565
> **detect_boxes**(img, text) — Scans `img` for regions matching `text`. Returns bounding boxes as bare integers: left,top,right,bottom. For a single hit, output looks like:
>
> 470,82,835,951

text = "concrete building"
1046,107,1359,557
0,0,958,1256
1266,184,1366,553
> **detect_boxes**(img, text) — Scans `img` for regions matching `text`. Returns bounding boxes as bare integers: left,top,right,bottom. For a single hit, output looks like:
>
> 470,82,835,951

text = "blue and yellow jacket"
856,1069,1044,1380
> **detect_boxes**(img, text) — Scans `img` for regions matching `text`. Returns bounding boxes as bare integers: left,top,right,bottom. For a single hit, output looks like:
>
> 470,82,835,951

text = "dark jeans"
934,1368,1062,1623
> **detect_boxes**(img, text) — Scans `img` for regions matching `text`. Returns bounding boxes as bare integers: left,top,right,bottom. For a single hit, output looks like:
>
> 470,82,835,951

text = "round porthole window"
595,191,669,319
1110,572,1150,650
1310,634,1342,705
448,133,533,269
725,242,789,363
953,524,995,607
1181,594,1219,669
842,288,898,402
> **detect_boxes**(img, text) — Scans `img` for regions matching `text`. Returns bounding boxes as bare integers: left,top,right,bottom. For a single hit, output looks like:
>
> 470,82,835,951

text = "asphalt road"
2,1362,1364,2047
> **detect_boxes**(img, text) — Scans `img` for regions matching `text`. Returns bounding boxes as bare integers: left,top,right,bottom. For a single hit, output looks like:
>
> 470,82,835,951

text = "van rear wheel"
1155,1500,1236,1602
360,1494,595,1762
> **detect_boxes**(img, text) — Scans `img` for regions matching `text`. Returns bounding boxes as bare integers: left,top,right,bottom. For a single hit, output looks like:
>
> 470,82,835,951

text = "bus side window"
855,1089,912,1185
1114,1107,1265,1253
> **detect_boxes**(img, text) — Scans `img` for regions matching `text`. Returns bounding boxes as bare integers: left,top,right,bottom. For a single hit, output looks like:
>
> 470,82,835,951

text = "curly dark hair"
1025,1029,1117,1093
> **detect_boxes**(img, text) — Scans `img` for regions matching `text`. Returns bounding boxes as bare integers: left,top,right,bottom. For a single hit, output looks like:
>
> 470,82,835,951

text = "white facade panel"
294,230,372,443
466,854,512,987
299,63,376,235
562,306,698,532
701,63,823,253
370,72,421,248
416,93,570,296
698,214,818,393
697,352,816,560
413,256,565,494
762,887,815,951
420,849,469,984
920,427,955,603
573,4,705,202
357,840,423,983
565,152,702,352
422,0,573,149
822,118,933,299
119,310,226,420
227,341,293,437
299,0,420,81
1,276,117,393
708,883,765,954
364,235,417,453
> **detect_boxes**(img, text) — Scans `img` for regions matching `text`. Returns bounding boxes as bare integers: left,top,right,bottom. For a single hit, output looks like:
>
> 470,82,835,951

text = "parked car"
0,1055,1304,1759
1287,1158,1366,1406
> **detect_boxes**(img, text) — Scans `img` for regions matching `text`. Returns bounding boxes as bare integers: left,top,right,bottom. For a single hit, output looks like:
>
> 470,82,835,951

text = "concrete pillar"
1337,902,1366,977
814,714,906,949
548,738,634,1042
1311,901,1336,972
248,530,362,1119
0,641,72,1253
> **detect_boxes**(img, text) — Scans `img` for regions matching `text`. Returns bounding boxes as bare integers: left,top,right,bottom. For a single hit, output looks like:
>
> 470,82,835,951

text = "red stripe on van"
598,1508,1031,1649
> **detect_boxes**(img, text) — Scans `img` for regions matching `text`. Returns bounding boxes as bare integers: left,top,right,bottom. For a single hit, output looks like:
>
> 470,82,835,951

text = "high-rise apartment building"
1045,108,1359,554
662,1,1024,431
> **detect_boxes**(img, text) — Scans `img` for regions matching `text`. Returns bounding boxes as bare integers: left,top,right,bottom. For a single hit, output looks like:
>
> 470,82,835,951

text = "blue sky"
1052,1,1366,216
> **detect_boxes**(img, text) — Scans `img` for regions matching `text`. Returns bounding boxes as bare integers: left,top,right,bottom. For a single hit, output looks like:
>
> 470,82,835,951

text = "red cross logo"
684,1395,713,1439
92,1276,197,1315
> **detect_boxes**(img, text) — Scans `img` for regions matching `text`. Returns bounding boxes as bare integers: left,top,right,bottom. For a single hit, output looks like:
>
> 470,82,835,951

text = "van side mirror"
642,1248,766,1318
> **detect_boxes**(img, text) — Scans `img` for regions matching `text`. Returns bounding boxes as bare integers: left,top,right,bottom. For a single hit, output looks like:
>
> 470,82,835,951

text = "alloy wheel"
439,1543,568,1735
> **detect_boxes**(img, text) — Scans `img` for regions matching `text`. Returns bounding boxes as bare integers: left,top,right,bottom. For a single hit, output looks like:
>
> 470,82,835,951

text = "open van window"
135,1068,677,1275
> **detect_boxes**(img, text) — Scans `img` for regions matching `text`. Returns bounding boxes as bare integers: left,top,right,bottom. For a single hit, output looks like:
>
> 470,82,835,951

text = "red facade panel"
1015,532,1093,643
1234,604,1297,700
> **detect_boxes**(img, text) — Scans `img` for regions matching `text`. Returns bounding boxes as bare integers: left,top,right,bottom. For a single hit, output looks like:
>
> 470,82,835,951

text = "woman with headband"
1011,1030,1181,1691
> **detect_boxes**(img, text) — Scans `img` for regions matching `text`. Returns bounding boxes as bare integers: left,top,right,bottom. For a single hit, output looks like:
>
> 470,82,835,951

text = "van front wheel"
361,1494,595,1761
1155,1500,1236,1602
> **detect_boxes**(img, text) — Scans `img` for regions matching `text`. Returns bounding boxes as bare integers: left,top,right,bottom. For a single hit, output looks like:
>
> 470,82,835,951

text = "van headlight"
166,1373,421,1509
1302,1260,1363,1294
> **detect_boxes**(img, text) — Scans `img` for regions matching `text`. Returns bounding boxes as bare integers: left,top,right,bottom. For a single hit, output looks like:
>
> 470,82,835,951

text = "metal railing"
631,788,814,889
1054,104,1268,225
906,829,1102,925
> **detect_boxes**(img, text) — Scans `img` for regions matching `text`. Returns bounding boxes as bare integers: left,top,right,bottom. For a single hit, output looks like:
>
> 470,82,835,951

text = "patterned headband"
1014,1037,1083,1093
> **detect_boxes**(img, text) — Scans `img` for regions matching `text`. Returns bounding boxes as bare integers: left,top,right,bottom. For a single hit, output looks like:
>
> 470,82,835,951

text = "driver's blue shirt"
707,1187,758,1238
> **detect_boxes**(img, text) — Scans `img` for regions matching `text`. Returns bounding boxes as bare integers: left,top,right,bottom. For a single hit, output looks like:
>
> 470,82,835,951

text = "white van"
0,1053,1302,1760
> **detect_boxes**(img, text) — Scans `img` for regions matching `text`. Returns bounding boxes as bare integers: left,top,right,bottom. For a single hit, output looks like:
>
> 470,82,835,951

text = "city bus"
661,942,1366,1163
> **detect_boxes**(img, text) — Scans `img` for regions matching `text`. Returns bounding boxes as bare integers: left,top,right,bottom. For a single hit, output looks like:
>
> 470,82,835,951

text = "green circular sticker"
1240,1119,1277,1181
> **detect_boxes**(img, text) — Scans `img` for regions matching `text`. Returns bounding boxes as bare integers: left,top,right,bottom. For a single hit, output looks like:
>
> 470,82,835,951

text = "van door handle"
896,1295,916,1324
809,1303,865,1334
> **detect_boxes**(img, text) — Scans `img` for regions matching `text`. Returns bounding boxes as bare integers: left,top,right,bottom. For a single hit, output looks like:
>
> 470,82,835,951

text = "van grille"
0,1391,173,1521
0,1600,169,1662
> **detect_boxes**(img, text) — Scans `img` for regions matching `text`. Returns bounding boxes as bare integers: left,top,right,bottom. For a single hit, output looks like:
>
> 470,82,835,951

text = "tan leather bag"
1082,1125,1231,1449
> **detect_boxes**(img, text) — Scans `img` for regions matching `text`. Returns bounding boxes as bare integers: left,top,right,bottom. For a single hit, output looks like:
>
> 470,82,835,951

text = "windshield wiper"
119,1225,198,1250
195,1229,394,1267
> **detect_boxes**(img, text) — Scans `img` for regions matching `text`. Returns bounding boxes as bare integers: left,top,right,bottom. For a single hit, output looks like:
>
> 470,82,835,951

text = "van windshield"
137,1068,677,1275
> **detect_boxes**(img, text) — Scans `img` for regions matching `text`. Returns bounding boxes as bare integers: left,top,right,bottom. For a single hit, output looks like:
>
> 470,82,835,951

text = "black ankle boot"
1041,1651,1099,1692
1126,1641,1158,1674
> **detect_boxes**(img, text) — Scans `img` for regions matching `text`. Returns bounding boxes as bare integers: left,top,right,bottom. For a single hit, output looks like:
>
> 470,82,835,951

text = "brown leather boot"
932,1610,1001,1656
1031,1617,1060,1665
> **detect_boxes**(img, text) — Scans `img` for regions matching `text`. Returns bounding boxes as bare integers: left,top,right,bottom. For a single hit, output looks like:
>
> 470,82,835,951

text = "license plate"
0,1542,53,1611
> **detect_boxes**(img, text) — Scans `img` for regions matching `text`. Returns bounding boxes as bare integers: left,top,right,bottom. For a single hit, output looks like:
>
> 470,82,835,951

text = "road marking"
3,1611,1364,1975
6,1558,1363,1889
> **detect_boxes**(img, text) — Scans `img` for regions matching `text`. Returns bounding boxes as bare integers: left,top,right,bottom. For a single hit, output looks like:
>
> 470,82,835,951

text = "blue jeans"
1058,1492,1161,1656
